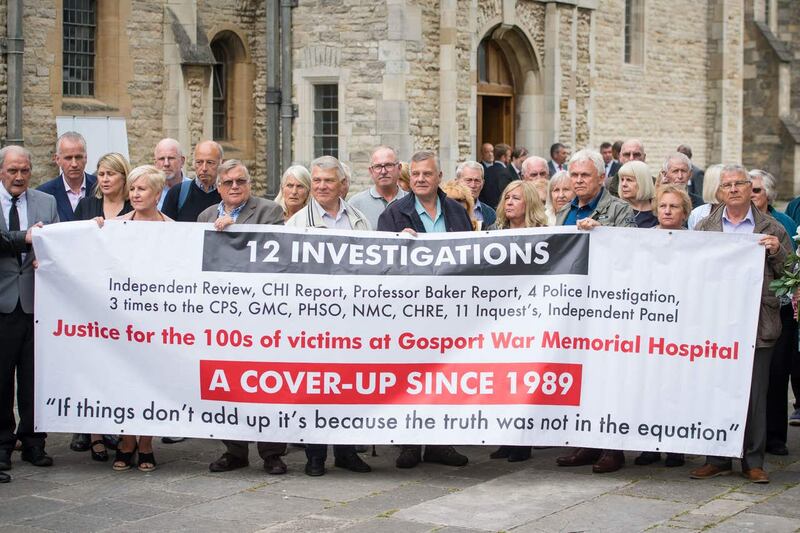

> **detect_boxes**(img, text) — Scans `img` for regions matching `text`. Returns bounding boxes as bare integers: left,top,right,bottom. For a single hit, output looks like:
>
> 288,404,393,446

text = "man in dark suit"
479,143,515,210
677,144,705,196
600,142,620,179
509,146,528,181
37,132,96,223
480,143,494,168
455,161,496,228
660,153,705,209
0,145,60,476
607,139,646,196
378,151,471,470
548,142,569,177
162,140,223,222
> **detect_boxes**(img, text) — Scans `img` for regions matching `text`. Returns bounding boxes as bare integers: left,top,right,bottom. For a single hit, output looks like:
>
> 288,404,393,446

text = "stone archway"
476,25,544,156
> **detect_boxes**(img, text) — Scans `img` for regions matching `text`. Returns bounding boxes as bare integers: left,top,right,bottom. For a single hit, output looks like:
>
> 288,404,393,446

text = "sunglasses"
752,187,762,194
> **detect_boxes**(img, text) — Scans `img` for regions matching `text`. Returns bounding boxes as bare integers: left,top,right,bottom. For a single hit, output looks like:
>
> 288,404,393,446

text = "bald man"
161,140,224,221
607,139,646,196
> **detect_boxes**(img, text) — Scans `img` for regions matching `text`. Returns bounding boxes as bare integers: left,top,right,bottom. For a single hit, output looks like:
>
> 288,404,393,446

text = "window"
624,0,644,65
313,84,338,157
211,43,228,140
63,0,96,96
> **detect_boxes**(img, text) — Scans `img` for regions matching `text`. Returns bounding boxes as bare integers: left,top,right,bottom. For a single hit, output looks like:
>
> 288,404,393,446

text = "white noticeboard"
55,116,129,173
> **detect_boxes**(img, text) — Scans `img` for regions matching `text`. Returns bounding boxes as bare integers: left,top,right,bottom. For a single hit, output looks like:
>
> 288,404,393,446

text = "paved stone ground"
1,430,800,532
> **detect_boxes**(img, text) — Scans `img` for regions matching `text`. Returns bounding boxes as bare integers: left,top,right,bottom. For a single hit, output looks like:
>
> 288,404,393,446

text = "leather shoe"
70,433,90,452
489,445,511,459
664,453,685,468
592,450,625,473
634,451,661,466
0,471,9,483
557,447,601,467
395,446,422,469
507,446,532,462
690,463,732,479
21,446,53,467
263,454,287,475
209,453,249,472
0,450,11,471
161,437,186,444
334,452,371,473
423,445,468,467
305,456,326,476
766,442,789,456
742,467,769,484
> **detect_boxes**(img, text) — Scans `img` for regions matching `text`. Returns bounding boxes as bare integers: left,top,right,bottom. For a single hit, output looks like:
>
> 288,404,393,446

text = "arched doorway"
476,25,543,156
477,38,515,150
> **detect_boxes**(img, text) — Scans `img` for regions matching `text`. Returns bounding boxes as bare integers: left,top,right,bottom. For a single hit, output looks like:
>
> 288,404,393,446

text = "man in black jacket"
378,150,472,234
377,150,471,469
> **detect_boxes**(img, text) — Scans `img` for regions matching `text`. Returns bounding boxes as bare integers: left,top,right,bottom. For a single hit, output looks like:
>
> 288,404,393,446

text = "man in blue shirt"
555,149,635,229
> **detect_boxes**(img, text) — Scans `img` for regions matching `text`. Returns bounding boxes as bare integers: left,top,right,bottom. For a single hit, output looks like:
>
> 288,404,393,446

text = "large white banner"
33,221,764,456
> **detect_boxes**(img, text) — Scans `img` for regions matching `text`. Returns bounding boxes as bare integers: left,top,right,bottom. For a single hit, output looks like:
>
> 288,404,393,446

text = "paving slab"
19,510,124,532
188,489,330,525
332,517,434,533
746,484,800,519
394,469,629,531
319,481,453,520
100,511,263,533
614,478,731,503
706,512,800,533
254,515,355,532
0,495,76,523
68,498,169,521
688,498,753,516
512,494,687,533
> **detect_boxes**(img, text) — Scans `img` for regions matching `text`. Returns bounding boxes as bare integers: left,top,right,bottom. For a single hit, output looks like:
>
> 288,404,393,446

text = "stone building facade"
0,0,798,197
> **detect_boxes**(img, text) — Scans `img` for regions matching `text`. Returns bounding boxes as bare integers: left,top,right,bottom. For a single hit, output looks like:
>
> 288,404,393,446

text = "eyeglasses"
751,187,763,194
719,180,751,190
219,178,249,188
370,162,399,173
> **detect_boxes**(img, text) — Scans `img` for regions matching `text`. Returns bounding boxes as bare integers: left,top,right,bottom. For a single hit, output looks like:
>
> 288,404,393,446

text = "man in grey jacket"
555,148,634,474
555,149,635,228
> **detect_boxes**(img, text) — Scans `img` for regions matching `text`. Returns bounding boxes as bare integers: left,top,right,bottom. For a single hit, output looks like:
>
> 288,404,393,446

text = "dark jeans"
766,304,798,446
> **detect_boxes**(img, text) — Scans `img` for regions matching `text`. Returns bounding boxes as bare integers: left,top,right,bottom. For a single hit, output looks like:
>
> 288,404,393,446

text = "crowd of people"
0,131,798,484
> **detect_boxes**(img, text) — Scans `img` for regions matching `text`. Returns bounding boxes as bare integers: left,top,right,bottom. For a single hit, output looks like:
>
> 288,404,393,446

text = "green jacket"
555,188,636,227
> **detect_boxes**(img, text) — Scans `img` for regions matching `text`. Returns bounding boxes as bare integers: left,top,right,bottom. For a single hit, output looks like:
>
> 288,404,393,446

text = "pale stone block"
377,100,409,134
378,41,405,62
382,74,407,100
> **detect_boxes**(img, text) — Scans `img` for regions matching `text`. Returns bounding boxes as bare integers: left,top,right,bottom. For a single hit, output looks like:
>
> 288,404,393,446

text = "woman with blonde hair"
546,170,574,225
488,180,548,463
274,165,311,221
74,152,132,221
493,180,549,230
617,160,657,228
442,180,479,230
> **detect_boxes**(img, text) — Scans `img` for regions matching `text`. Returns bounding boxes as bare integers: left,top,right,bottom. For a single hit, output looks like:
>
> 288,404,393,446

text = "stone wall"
591,0,711,169
741,2,784,185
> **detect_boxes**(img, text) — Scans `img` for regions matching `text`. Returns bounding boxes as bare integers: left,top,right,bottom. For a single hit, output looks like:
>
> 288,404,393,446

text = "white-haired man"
555,149,635,228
